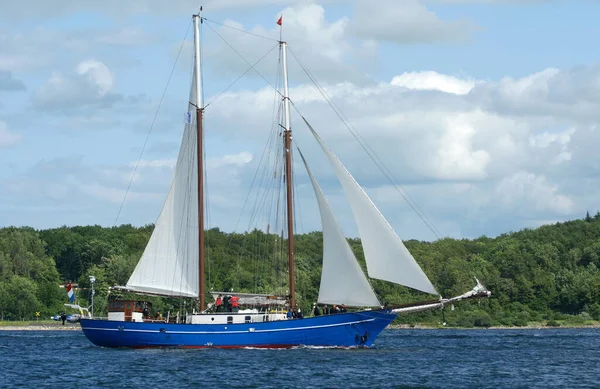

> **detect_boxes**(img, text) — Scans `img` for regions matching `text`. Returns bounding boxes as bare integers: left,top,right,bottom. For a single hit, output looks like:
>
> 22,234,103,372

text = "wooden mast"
281,40,296,309
193,11,206,311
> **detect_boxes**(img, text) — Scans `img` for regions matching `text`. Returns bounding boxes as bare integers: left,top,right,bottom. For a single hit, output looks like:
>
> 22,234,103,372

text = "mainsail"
297,148,380,307
124,70,200,298
302,117,438,295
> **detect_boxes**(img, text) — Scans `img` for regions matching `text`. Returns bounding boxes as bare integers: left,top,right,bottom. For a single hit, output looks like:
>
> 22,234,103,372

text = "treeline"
1,213,600,326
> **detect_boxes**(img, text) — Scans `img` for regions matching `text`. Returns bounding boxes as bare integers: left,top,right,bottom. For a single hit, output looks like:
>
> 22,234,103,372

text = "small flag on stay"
67,282,75,303
276,15,282,26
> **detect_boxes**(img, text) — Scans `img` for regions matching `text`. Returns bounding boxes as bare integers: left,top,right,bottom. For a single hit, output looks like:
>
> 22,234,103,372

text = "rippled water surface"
1,328,599,388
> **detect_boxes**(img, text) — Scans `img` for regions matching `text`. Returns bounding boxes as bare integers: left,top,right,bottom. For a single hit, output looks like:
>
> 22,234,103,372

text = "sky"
1,0,599,241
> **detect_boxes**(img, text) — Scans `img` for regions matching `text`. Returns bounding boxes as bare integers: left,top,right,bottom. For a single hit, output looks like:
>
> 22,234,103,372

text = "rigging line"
293,63,444,240
112,18,192,227
228,54,282,236
287,47,441,239
287,48,443,240
204,43,279,108
226,105,282,280
287,49,431,232
203,21,283,100
203,18,279,42
290,98,442,240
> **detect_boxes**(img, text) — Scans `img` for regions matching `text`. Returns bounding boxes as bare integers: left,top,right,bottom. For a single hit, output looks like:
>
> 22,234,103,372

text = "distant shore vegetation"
1,212,600,328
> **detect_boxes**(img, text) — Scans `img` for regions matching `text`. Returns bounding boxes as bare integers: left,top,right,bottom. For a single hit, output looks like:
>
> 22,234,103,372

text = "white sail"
302,117,438,295
125,70,200,298
297,148,380,307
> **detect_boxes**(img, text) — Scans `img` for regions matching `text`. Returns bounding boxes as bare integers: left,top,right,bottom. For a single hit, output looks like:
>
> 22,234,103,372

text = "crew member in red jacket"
230,295,240,312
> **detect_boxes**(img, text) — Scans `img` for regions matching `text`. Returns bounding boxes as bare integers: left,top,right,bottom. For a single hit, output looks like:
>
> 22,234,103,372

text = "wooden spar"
193,12,205,311
281,41,296,309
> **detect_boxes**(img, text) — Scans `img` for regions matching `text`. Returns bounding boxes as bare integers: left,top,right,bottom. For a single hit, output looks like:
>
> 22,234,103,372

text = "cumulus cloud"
198,63,600,239
495,171,574,215
469,66,600,123
33,59,148,114
35,60,118,110
391,71,476,95
0,149,255,228
199,3,373,85
4,62,598,237
0,26,155,73
350,0,474,44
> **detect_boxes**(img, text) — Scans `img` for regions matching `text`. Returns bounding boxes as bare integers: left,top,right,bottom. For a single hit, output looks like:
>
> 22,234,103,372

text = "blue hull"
80,309,397,348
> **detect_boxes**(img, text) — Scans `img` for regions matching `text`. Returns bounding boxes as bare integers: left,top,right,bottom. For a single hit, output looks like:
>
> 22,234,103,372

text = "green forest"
1,212,600,328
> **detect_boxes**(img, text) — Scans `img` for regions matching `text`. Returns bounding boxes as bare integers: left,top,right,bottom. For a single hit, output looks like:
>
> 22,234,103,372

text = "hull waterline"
80,309,397,348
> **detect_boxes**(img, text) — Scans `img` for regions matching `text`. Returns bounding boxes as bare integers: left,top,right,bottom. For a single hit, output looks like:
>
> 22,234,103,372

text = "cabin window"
109,301,125,310
245,316,251,324
227,316,233,324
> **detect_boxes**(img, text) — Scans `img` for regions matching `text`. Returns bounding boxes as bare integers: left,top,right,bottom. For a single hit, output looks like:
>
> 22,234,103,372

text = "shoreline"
387,323,600,330
0,323,81,331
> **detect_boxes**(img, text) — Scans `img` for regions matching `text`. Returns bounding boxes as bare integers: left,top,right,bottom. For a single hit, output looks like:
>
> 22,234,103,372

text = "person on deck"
230,295,240,313
215,294,223,312
313,303,321,316
60,312,67,325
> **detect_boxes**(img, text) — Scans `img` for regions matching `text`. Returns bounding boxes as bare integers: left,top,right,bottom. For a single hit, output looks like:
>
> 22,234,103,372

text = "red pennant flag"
276,15,282,26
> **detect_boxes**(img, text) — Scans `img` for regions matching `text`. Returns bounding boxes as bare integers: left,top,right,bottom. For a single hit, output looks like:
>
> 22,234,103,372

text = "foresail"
302,117,438,295
297,148,380,307
125,70,200,298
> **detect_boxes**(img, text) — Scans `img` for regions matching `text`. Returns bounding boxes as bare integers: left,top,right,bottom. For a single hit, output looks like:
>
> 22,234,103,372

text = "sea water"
1,328,599,388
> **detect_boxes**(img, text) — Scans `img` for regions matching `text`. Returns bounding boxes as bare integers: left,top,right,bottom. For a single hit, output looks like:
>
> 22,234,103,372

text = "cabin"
107,300,152,322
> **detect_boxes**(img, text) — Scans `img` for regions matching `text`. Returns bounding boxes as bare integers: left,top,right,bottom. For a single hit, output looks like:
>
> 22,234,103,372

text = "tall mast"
281,41,296,309
193,11,206,311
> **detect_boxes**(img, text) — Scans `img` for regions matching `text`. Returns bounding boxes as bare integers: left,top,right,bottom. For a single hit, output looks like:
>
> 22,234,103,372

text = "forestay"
298,148,380,307
302,117,438,295
125,70,200,298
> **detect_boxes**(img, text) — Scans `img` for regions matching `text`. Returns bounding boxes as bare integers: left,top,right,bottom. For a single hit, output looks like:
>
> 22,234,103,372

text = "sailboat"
79,11,490,348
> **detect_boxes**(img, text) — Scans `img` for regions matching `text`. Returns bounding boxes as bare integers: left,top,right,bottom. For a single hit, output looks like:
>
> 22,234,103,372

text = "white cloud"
207,152,253,169
495,171,574,215
351,0,474,44
201,3,373,84
33,59,149,115
469,66,600,122
196,61,600,239
0,26,156,73
0,122,22,148
391,71,476,95
35,60,118,110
